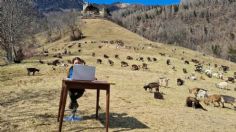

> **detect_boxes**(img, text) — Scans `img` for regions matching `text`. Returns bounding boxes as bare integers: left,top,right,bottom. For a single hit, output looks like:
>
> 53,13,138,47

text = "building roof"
84,4,99,13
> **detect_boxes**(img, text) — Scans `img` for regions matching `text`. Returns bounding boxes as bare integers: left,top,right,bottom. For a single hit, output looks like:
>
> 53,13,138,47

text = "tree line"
0,0,82,63
109,0,236,61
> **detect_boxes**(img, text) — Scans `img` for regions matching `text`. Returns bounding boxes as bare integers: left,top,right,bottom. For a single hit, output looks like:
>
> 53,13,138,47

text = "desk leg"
59,87,68,132
58,85,64,122
106,88,110,132
96,89,100,119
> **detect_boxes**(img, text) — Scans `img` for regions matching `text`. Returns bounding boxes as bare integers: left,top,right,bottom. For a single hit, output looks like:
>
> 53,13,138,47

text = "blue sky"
87,0,181,5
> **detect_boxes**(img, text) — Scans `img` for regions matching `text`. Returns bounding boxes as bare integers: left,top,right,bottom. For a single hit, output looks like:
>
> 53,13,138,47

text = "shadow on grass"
67,112,149,132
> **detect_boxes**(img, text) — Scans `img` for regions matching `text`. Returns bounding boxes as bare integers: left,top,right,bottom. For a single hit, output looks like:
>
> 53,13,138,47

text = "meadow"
0,19,236,132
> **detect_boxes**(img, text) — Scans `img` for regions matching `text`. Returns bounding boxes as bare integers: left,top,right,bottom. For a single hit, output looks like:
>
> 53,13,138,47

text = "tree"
45,11,82,42
0,0,37,62
61,11,83,41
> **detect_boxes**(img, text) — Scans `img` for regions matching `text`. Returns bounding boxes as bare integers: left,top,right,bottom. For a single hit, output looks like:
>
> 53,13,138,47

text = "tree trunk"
6,48,13,61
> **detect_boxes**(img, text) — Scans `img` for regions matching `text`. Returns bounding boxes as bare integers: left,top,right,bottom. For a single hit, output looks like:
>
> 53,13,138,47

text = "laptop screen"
72,64,96,81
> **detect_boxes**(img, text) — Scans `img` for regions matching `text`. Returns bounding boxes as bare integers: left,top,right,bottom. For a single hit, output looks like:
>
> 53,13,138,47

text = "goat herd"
26,40,236,111
94,53,154,71
142,57,236,111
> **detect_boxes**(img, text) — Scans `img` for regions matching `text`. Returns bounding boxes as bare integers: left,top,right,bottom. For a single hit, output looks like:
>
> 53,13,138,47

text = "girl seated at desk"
66,57,85,110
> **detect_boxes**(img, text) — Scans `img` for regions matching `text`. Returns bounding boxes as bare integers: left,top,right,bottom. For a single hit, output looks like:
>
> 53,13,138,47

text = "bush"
70,28,83,41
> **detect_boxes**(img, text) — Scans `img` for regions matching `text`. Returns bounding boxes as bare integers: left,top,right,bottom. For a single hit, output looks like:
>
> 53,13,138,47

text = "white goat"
215,82,228,89
158,77,169,88
196,89,208,100
204,69,212,78
212,72,224,79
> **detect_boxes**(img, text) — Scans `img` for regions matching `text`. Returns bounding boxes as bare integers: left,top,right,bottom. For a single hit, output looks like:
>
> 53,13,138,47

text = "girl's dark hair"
72,57,86,64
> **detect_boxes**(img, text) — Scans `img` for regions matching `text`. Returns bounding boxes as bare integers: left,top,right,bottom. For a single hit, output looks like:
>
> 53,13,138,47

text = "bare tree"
0,0,37,62
61,11,83,41
45,11,82,42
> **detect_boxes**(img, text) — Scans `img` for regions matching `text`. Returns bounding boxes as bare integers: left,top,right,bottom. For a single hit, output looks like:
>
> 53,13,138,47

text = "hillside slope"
0,19,236,132
110,0,236,61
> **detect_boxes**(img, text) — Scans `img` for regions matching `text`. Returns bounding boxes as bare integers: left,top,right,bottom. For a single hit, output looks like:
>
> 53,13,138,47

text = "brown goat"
126,56,133,60
167,59,171,65
142,63,148,70
184,60,189,64
204,94,222,107
104,54,109,59
183,68,188,74
108,59,114,66
153,57,157,61
115,54,119,59
131,64,139,71
147,57,152,62
97,59,102,64
92,52,95,57
121,61,129,67
227,77,235,83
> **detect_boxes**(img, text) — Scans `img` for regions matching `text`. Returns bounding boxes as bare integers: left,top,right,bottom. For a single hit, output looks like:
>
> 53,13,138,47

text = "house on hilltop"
82,2,109,17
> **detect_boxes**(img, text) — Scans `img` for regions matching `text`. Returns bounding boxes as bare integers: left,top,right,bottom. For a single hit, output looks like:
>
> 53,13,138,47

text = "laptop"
71,64,96,81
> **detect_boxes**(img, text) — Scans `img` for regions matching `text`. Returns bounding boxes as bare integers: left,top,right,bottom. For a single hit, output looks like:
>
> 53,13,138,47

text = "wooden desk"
57,79,110,132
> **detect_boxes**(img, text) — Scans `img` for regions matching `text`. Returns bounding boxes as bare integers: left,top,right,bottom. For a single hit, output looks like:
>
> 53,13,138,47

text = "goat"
195,64,203,73
47,59,60,66
192,59,200,64
137,57,144,62
159,53,165,56
115,54,119,59
39,60,44,64
212,72,224,80
92,52,95,57
154,92,164,99
142,63,148,70
147,57,152,62
204,94,223,107
186,74,197,81
27,68,40,76
153,58,157,61
184,60,190,64
220,65,229,73
227,77,235,83
108,59,114,66
215,82,228,89
204,69,212,78
189,88,208,100
183,68,188,74
131,64,139,71
144,82,160,92
186,97,207,111
166,59,171,65
126,56,133,60
121,61,129,67
220,95,236,108
104,54,109,59
204,94,236,108
158,78,169,88
177,78,184,86
97,59,102,64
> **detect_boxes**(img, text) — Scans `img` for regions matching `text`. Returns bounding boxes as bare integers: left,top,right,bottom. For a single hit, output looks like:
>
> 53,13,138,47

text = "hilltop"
0,19,236,132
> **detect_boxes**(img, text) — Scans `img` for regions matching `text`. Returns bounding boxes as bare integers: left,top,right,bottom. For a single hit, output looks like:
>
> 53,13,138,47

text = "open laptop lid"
72,64,96,81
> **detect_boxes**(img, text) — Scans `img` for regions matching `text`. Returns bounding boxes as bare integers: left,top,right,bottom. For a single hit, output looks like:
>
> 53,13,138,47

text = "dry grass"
0,19,236,132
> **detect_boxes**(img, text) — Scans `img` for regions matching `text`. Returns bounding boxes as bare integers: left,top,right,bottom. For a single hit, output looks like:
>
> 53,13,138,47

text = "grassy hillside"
110,1,236,60
0,18,236,132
